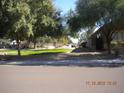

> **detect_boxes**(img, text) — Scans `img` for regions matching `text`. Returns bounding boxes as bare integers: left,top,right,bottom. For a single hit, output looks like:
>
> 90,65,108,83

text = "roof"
90,22,124,37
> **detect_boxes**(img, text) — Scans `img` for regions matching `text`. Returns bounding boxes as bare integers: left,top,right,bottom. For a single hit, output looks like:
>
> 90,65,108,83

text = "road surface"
0,66,124,93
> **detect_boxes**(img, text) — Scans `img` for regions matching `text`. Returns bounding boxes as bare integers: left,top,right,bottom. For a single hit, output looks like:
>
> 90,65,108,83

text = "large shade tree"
28,0,63,48
0,0,64,56
68,0,124,54
0,0,33,56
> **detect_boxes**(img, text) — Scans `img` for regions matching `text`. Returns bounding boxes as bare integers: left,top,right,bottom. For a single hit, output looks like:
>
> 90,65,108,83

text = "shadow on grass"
0,52,64,62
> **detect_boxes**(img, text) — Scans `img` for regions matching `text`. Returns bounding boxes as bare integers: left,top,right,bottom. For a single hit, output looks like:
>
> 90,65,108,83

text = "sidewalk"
0,58,124,67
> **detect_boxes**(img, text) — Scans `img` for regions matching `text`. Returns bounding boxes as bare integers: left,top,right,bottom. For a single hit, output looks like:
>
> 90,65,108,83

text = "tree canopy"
67,0,124,54
76,0,124,27
0,0,64,56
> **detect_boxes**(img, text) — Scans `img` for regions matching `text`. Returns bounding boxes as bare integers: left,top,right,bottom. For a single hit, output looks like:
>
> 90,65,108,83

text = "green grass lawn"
0,49,72,56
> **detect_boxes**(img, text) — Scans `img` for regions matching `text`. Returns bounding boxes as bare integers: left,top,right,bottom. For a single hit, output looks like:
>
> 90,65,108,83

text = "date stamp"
86,80,117,86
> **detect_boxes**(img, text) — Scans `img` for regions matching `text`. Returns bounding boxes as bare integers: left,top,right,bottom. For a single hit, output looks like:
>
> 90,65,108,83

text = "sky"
54,0,77,15
54,0,78,44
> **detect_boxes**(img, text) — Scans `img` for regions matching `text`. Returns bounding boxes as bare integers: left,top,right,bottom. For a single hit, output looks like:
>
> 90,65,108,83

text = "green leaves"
7,0,33,40
0,0,64,40
76,0,124,28
28,0,63,39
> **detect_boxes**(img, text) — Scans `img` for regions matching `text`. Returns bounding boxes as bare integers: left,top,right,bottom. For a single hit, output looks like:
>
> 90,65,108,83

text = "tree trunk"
104,30,113,55
33,41,36,49
27,38,31,48
106,39,111,54
17,42,21,56
16,34,21,56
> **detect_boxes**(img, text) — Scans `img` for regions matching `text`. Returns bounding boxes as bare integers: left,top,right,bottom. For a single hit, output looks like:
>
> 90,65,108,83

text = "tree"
73,0,124,54
1,0,33,56
28,0,63,48
0,0,12,37
66,10,81,37
0,0,66,55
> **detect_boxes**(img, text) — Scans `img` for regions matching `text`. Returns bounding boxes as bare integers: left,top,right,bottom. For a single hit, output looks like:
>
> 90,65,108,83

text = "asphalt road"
0,66,124,93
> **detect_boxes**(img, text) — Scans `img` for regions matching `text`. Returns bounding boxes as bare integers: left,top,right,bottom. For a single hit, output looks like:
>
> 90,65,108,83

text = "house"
87,22,124,51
